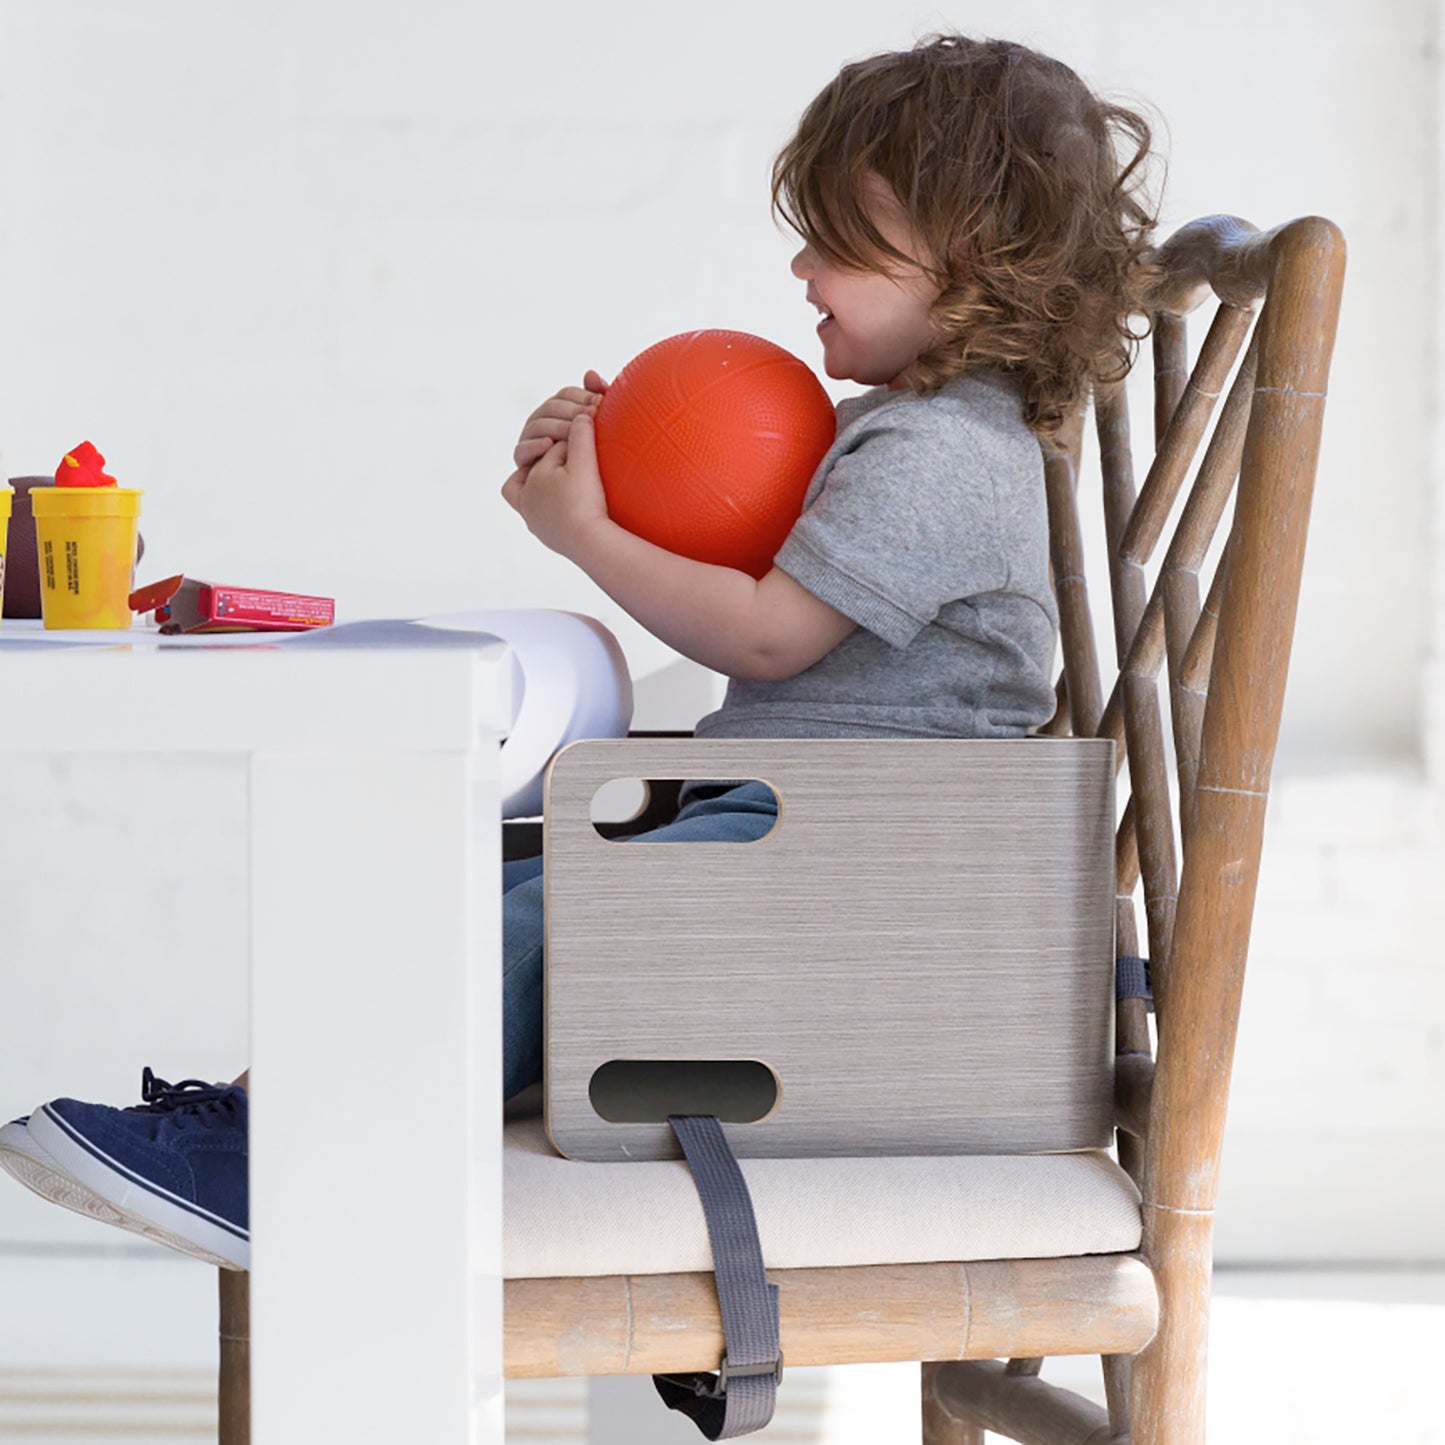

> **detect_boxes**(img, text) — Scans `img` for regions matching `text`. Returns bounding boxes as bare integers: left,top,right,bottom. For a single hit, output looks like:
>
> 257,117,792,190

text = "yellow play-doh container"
0,487,11,626
0,488,11,624
30,486,143,629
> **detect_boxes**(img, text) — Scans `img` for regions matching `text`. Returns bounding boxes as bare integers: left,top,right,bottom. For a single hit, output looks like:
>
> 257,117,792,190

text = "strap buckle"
718,1352,784,1390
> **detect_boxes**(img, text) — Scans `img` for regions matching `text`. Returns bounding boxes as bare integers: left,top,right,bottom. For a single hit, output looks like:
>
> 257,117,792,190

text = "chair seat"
503,1113,1143,1280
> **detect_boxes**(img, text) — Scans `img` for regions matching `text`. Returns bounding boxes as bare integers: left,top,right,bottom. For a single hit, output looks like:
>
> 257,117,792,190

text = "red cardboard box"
129,575,334,634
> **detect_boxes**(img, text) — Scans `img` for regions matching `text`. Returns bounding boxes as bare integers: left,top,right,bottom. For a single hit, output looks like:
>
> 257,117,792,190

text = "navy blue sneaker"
12,1069,249,1270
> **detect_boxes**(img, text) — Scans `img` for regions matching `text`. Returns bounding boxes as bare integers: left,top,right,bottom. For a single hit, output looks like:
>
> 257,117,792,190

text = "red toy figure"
55,441,117,488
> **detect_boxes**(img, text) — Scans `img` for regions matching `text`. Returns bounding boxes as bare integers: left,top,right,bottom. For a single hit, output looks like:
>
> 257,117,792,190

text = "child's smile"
791,175,940,389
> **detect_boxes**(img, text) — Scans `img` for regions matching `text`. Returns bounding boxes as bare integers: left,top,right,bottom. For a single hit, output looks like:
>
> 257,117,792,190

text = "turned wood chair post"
1129,217,1345,1443
219,1270,250,1445
923,1362,987,1445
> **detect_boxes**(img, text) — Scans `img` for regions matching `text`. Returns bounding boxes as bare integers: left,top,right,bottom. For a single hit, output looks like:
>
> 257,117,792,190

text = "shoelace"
135,1067,245,1131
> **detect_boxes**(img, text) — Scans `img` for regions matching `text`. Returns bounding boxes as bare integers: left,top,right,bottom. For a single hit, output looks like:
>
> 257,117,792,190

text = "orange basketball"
593,330,836,580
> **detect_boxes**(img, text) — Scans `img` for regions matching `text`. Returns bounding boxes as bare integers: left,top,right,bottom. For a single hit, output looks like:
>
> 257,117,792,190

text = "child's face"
790,175,940,389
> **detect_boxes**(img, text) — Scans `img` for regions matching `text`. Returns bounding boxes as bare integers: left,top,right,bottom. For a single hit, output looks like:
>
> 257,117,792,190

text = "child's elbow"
737,655,803,685
731,572,856,684
732,639,818,684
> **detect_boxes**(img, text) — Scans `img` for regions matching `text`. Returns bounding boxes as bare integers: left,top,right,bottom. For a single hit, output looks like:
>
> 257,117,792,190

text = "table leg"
247,746,502,1444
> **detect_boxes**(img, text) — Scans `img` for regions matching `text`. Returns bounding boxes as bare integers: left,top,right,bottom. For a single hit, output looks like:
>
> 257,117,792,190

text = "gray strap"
1115,954,1152,1007
653,1115,781,1439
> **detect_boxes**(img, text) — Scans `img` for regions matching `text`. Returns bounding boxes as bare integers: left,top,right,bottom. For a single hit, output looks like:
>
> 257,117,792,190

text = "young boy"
0,34,1157,1270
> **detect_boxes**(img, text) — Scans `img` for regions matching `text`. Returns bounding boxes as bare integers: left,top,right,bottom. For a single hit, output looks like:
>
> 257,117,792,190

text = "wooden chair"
216,210,1345,1444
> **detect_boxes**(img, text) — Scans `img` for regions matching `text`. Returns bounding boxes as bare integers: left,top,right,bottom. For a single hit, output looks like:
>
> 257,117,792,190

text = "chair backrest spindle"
1144,215,1343,1206
1056,214,1345,1437
1047,215,1345,1195
1045,417,1106,739
1126,304,1254,565
1152,314,1190,448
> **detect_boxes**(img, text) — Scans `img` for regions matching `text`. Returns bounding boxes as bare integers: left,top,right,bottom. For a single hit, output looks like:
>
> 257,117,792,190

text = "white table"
0,619,514,1443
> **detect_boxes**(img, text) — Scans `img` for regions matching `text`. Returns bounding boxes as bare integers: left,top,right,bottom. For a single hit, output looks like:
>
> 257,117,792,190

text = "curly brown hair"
772,35,1160,436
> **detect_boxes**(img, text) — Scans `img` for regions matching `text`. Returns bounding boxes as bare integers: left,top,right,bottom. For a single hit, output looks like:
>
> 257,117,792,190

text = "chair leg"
1130,1208,1212,1444
922,1362,986,1444
219,1270,251,1445
1102,1354,1131,1438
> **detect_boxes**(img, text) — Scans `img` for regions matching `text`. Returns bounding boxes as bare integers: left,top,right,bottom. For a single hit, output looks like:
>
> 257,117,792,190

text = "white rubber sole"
9,1109,248,1271
0,1116,179,1254
0,1118,50,1169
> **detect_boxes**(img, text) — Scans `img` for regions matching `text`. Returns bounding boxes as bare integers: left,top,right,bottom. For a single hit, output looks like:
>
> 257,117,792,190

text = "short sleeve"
774,410,1007,649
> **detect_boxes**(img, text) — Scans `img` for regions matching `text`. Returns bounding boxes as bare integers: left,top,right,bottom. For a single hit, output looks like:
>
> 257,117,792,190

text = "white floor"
0,1247,211,1442
1044,1266,1445,1445
2,1251,1441,1442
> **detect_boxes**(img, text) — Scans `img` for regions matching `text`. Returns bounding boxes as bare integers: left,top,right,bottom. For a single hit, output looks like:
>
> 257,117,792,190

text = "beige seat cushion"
503,1113,1142,1280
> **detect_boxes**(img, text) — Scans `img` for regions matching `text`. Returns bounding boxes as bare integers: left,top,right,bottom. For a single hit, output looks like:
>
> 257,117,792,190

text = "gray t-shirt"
693,369,1058,741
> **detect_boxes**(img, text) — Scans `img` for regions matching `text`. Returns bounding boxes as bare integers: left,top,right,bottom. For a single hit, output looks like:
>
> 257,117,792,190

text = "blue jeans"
501,782,779,1100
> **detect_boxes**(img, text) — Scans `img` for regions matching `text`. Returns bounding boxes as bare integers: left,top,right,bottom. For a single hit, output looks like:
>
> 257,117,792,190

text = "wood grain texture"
1164,337,1258,836
1047,413,1105,739
1114,1052,1154,1141
1096,324,1250,765
1095,383,1142,664
1133,216,1346,1444
1151,315,1190,450
1120,671,1177,1011
218,1271,249,1445
923,1362,987,1444
1180,542,1228,700
504,1255,1157,1378
1124,303,1253,566
1103,1352,1132,1437
930,1358,1117,1444
1130,1206,1214,1443
1146,213,1280,315
543,738,1117,1161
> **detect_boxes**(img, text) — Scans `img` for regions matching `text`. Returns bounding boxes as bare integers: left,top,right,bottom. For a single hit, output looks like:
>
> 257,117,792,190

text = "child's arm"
502,409,855,683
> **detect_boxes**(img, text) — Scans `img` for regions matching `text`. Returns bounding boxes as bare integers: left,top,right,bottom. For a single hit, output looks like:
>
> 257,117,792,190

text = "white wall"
0,0,1440,1291
2,0,1432,734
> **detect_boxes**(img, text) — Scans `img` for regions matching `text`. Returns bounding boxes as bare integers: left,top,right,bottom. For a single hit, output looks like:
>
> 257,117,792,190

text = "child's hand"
512,370,609,470
501,408,609,560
